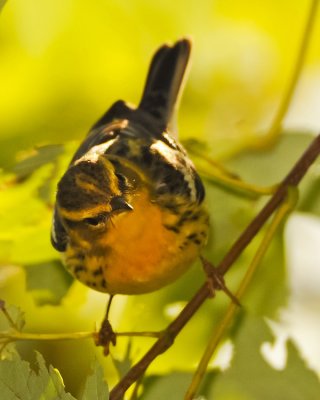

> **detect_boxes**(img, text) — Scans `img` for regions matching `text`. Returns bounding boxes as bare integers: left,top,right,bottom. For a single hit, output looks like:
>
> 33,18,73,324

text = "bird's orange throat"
65,189,207,294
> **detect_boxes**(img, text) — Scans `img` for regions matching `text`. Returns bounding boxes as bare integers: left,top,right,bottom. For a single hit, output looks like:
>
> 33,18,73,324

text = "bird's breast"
65,189,208,294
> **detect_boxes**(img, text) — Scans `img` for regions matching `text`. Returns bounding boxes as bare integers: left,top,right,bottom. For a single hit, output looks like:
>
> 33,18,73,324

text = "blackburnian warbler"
51,39,209,296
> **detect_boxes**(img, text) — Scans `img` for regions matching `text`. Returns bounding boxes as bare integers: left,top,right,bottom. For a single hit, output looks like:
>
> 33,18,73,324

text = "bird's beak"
110,196,133,213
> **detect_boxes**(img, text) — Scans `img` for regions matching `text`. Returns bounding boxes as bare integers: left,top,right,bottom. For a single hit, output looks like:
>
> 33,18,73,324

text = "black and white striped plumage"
51,39,209,295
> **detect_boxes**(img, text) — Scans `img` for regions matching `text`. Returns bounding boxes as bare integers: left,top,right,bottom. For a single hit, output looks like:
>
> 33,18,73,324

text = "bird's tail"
138,38,191,133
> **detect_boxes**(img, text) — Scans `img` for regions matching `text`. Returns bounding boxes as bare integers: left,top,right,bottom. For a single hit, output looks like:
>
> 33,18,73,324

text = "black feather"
138,39,191,130
71,101,132,163
51,208,68,251
71,39,191,164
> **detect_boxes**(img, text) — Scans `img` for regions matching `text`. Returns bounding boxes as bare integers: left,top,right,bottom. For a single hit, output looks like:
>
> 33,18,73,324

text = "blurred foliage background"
1,0,320,399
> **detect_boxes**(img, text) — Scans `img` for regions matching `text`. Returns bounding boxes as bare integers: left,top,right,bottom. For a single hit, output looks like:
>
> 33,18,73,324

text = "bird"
51,39,209,344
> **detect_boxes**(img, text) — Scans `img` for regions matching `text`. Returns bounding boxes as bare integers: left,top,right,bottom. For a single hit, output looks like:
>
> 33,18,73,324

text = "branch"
109,134,320,400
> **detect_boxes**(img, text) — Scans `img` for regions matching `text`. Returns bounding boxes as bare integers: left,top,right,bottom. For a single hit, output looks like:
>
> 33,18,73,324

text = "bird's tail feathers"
138,38,191,133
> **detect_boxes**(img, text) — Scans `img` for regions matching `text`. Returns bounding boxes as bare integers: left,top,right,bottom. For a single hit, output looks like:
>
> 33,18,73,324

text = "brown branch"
109,134,320,400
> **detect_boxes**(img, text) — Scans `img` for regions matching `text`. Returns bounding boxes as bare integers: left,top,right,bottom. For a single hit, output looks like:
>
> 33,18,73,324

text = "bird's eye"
83,214,107,226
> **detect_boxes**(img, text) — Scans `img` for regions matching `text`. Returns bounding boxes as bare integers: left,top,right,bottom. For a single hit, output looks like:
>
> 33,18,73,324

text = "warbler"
51,38,209,296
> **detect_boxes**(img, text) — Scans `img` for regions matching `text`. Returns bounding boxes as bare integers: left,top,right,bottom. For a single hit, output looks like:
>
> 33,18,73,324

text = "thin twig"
0,329,161,342
116,331,163,338
0,331,94,341
109,134,320,400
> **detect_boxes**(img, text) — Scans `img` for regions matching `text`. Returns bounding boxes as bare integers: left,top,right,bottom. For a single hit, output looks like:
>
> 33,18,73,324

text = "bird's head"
55,155,134,246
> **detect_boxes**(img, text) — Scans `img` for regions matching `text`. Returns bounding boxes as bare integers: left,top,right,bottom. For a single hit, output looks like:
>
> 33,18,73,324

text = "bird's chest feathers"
67,190,205,294
98,190,182,291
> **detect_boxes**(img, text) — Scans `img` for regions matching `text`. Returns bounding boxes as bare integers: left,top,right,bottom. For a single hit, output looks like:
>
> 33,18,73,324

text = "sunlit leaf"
0,352,76,399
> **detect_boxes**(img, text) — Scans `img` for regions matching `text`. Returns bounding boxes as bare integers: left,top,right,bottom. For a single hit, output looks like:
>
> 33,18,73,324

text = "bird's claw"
200,256,241,306
95,318,117,356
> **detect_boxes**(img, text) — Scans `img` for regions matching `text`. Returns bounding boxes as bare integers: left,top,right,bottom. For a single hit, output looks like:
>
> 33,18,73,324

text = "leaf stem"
186,144,277,197
198,168,278,197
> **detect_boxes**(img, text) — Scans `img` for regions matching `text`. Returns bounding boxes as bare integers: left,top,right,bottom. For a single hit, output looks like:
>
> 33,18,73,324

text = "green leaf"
242,230,287,317
80,361,109,400
226,133,317,186
208,317,320,400
141,372,193,400
0,351,76,399
13,144,64,179
298,174,320,216
0,302,25,331
24,260,73,305
0,166,56,265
